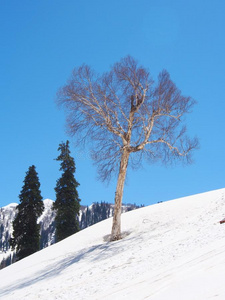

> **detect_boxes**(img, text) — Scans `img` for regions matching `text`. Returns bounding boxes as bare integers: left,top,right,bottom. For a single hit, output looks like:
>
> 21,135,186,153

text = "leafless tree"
57,56,198,241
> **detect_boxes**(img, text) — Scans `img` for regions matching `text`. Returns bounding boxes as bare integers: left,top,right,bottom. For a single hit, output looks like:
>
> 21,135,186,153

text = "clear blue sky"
1,0,225,207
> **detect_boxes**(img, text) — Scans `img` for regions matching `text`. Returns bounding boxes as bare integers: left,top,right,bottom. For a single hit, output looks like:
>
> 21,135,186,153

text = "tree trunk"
111,149,130,241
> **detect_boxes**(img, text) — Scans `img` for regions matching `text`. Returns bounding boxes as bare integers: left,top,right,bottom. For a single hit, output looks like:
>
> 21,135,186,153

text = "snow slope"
0,188,225,299
0,199,56,268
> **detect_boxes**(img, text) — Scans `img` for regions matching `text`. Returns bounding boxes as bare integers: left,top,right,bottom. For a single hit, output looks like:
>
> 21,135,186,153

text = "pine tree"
53,140,80,242
10,165,44,261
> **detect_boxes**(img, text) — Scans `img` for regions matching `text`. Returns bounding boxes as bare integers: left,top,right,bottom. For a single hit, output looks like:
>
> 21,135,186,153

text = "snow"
43,198,54,207
0,199,56,266
1,188,225,299
0,204,18,263
37,199,54,225
2,203,18,209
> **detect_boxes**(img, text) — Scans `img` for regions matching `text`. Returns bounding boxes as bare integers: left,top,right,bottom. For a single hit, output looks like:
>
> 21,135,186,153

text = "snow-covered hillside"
0,188,225,299
0,203,18,266
0,199,140,268
0,199,56,268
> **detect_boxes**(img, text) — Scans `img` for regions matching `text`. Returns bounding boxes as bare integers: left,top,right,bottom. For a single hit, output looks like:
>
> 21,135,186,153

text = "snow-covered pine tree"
53,141,80,242
10,165,44,261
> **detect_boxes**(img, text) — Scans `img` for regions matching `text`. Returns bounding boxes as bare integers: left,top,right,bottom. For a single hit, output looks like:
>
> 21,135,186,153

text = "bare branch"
57,55,199,240
57,57,198,179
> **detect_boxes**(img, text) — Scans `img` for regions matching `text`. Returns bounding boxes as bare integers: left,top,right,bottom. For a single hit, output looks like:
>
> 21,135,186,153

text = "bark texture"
111,150,130,241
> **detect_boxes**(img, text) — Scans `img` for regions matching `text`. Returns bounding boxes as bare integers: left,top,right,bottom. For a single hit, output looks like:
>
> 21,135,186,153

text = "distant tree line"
80,202,111,229
80,202,143,229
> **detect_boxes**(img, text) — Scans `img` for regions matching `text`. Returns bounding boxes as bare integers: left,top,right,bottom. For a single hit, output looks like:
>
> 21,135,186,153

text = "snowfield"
0,188,225,299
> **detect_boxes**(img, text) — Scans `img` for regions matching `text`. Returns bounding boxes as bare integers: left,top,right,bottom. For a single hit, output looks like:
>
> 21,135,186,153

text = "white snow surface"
1,188,225,299
2,203,18,209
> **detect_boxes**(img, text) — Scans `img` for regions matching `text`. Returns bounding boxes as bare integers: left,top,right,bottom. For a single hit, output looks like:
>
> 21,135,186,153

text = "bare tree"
57,56,198,241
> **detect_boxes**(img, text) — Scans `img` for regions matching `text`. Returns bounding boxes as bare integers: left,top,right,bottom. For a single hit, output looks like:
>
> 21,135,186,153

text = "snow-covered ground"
0,188,225,299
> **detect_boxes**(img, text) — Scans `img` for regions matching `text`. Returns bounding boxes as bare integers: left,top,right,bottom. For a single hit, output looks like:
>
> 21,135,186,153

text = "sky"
0,0,225,207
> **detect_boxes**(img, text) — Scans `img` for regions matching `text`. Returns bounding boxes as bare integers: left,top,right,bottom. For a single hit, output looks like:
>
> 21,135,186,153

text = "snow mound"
0,188,225,300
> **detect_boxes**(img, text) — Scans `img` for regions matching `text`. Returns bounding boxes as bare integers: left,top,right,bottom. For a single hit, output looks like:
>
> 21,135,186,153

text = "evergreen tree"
53,140,80,242
10,165,44,261
101,202,107,220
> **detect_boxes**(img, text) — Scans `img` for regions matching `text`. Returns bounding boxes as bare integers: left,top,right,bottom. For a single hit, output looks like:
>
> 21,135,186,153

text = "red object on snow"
219,218,225,224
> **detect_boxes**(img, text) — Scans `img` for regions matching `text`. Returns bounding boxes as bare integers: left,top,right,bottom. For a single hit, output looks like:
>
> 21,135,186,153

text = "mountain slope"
0,200,140,268
0,188,225,299
0,199,56,268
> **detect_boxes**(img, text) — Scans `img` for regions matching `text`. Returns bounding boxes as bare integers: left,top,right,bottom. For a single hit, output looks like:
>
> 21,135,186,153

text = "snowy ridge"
2,203,18,209
0,188,225,299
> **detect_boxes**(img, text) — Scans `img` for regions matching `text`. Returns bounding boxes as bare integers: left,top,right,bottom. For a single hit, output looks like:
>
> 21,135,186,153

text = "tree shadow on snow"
0,230,134,298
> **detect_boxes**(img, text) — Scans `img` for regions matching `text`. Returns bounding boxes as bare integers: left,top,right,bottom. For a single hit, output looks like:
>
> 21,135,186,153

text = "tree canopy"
53,141,80,242
10,165,44,260
57,56,198,240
